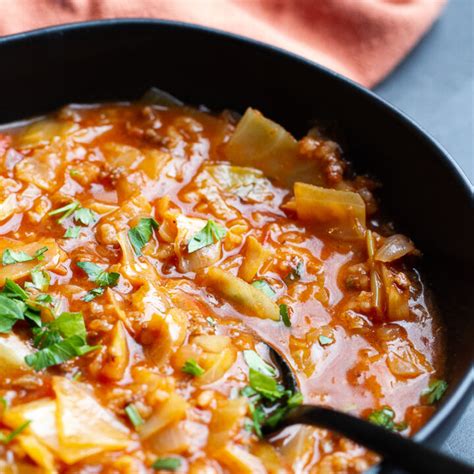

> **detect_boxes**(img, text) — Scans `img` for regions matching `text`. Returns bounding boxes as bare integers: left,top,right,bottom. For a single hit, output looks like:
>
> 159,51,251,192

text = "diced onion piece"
140,87,184,107
375,234,415,262
14,119,78,149
380,265,410,321
0,194,18,222
0,334,32,376
251,442,286,474
0,238,66,286
15,151,61,191
0,460,44,474
138,393,188,440
53,377,130,457
224,108,324,188
196,346,237,386
385,339,432,379
238,236,268,282
202,267,280,321
207,398,247,451
280,426,315,469
148,420,206,455
101,321,129,381
17,435,57,474
294,182,366,240
214,444,267,474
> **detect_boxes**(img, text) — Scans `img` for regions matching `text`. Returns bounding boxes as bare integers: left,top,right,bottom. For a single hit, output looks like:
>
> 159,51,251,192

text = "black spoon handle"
275,405,473,474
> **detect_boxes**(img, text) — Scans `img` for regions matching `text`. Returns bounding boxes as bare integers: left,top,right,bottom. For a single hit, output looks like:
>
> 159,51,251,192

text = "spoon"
264,347,472,474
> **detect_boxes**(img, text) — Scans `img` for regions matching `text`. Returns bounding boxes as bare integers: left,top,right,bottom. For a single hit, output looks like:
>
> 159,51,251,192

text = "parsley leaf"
243,350,276,377
73,208,97,226
77,262,120,287
0,295,25,332
48,201,80,223
251,280,276,299
25,312,99,371
125,404,144,428
128,217,159,256
152,457,182,471
249,368,285,400
422,379,448,404
0,420,31,444
367,406,404,431
187,220,226,253
3,279,28,300
279,304,291,327
182,358,205,376
64,226,81,239
82,287,105,302
1,247,48,266
28,269,50,292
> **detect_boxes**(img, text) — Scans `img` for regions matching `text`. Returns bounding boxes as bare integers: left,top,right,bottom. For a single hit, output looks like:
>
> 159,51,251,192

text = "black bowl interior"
0,19,472,463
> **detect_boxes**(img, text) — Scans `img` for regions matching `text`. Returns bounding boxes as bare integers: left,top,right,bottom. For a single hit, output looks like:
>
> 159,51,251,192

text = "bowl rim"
0,17,472,446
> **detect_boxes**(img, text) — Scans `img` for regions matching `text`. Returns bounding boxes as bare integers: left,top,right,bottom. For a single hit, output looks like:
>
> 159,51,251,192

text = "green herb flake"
422,379,448,405
251,280,276,299
0,295,25,333
73,208,97,226
64,226,81,239
187,220,226,254
128,217,159,256
125,403,144,428
3,279,28,301
48,201,80,223
25,312,100,371
318,335,334,346
29,269,50,292
0,420,31,444
77,261,120,288
243,350,276,377
249,368,284,400
82,287,105,302
152,457,182,471
279,304,291,327
367,406,399,430
182,358,205,377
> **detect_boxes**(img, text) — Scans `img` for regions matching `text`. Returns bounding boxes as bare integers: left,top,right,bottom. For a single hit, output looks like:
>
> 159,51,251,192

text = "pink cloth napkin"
0,0,447,87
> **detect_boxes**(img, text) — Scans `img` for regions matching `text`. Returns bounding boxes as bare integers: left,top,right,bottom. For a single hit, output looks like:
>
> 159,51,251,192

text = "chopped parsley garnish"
251,280,276,299
25,312,99,371
64,226,81,239
27,269,50,292
182,358,205,376
243,350,276,377
279,304,291,327
49,201,97,229
128,217,159,256
240,350,302,437
187,220,226,253
422,379,448,405
125,404,144,428
82,287,105,302
73,208,97,226
0,420,31,444
48,201,80,223
77,261,120,288
367,406,406,431
318,335,334,346
284,261,304,284
0,294,25,332
152,457,182,471
1,247,48,266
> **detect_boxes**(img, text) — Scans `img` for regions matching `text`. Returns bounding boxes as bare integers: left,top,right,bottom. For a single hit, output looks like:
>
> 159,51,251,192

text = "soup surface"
0,94,446,473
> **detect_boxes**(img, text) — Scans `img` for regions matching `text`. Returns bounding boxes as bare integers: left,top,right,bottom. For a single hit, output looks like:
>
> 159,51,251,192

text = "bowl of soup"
0,20,471,474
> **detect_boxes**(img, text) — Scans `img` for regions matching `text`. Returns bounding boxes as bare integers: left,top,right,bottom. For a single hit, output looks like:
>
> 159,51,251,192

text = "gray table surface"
375,0,473,465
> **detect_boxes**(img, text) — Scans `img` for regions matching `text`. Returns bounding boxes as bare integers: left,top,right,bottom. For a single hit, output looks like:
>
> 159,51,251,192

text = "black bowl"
0,19,472,472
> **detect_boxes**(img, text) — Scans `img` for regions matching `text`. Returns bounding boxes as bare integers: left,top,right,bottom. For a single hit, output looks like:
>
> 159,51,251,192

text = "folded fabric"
0,0,447,86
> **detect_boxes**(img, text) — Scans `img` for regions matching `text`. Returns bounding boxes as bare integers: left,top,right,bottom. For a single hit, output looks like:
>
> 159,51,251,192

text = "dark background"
375,0,473,464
